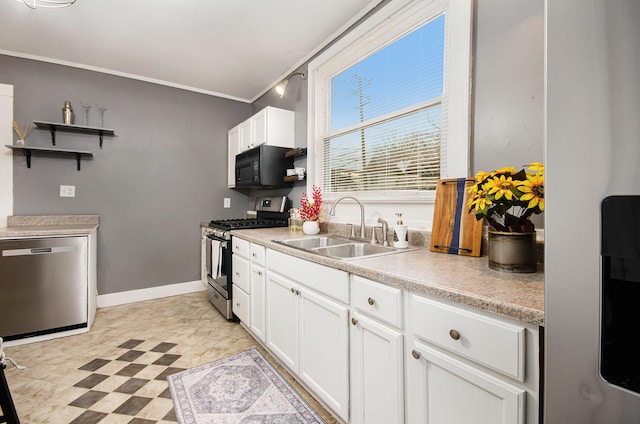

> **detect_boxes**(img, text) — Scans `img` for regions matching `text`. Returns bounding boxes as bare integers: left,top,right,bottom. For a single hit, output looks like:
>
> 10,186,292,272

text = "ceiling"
0,0,379,103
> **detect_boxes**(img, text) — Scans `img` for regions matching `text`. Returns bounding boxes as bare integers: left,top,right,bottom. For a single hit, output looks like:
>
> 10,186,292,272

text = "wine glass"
81,102,92,126
96,104,107,128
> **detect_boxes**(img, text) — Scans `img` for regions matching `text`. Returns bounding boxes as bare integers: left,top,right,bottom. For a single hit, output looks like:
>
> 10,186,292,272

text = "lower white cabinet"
406,340,525,424
350,311,404,424
299,288,349,421
406,292,538,424
266,250,350,422
266,271,299,371
232,284,250,323
249,262,266,343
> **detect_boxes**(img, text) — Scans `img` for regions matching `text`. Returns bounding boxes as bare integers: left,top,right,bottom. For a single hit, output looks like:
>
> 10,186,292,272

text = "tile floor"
2,291,337,423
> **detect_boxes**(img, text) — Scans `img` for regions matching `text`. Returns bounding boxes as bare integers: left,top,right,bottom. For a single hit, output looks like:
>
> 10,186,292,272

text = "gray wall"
252,0,545,222
1,54,251,295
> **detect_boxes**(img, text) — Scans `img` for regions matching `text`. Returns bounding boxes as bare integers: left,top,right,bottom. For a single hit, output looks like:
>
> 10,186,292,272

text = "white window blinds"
315,10,448,196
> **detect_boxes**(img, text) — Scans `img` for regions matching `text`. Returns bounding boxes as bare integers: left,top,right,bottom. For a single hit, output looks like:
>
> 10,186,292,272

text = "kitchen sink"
273,235,416,260
276,235,351,250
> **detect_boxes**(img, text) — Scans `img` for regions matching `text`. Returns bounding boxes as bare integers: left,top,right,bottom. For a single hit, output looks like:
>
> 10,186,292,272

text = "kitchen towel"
210,239,222,279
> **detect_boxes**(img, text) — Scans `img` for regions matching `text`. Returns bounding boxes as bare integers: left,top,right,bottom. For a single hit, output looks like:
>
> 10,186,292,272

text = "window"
308,0,472,228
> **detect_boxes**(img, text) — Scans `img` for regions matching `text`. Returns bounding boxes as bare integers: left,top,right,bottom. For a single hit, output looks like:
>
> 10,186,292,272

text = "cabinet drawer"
232,284,250,323
351,275,403,329
410,294,525,381
232,255,250,293
267,249,349,303
232,237,250,258
250,243,266,266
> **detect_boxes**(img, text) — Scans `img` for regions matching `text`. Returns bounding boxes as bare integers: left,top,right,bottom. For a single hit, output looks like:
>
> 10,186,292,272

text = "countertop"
230,227,545,326
0,215,99,238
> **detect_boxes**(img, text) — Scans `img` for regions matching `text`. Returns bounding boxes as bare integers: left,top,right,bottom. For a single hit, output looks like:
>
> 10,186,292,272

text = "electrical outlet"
224,198,231,208
60,185,75,198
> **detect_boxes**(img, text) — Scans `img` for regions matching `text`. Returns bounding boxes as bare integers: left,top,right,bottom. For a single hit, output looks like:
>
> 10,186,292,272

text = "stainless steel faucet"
377,217,390,246
328,196,366,239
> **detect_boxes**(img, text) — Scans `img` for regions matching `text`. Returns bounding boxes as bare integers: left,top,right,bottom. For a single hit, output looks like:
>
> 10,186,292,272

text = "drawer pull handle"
351,318,358,326
295,289,300,296
291,287,295,293
258,271,262,276
449,329,461,341
252,253,257,258
367,297,375,305
411,350,421,360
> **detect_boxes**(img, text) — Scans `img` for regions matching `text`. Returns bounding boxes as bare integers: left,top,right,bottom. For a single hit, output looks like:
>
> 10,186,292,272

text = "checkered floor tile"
67,339,184,424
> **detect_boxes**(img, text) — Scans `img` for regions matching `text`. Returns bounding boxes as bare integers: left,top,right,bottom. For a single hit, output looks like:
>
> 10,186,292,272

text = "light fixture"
17,0,76,9
275,72,306,98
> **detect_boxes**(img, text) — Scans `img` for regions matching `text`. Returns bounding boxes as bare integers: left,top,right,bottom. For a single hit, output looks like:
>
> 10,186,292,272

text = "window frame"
306,0,473,229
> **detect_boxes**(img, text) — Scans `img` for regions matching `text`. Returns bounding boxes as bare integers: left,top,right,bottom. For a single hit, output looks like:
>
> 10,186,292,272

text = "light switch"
224,198,231,208
60,185,75,198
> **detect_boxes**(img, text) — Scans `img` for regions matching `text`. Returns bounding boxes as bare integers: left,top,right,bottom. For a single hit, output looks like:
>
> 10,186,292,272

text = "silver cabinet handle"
351,318,358,325
291,287,295,293
411,350,421,360
449,329,461,341
368,297,375,305
295,289,300,296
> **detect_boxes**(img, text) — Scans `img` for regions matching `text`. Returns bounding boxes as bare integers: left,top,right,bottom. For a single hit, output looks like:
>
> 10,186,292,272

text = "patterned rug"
167,348,326,424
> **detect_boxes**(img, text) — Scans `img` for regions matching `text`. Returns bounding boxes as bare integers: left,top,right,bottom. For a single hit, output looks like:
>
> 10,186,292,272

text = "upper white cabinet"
227,125,240,188
242,106,294,151
227,106,294,188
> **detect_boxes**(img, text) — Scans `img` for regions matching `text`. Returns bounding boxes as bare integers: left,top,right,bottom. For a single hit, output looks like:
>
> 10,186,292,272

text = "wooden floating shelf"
34,120,115,148
6,145,93,171
284,174,306,183
284,147,307,158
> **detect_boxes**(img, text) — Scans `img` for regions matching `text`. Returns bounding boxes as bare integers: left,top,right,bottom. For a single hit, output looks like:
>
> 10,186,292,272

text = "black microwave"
235,145,294,188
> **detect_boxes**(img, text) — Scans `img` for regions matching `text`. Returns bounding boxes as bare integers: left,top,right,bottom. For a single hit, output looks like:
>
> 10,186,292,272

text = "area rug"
167,348,326,424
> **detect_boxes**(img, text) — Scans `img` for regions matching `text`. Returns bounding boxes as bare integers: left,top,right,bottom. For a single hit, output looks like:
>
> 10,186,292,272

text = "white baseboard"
97,280,206,308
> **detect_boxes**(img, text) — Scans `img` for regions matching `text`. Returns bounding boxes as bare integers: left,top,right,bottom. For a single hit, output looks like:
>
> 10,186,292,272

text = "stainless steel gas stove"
203,196,289,319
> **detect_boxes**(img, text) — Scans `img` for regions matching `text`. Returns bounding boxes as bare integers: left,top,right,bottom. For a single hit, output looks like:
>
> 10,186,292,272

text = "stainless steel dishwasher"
0,236,88,341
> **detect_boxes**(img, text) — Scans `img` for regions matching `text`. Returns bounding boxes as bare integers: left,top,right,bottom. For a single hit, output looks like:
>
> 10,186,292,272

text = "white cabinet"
407,340,525,424
240,106,294,152
228,107,294,188
266,271,299,370
299,288,349,420
266,249,350,422
350,275,404,424
249,244,266,343
406,292,539,424
227,125,240,188
231,237,250,323
350,311,404,424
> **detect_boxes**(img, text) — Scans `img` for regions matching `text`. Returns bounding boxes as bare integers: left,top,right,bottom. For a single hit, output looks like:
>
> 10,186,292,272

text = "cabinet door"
232,284,250,323
232,254,250,293
350,312,404,424
266,272,299,372
239,119,252,151
298,288,349,422
407,340,525,424
249,264,266,343
227,125,240,187
252,107,267,147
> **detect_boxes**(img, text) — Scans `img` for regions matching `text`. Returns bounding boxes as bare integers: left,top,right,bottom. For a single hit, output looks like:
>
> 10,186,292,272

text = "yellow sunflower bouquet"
467,162,544,233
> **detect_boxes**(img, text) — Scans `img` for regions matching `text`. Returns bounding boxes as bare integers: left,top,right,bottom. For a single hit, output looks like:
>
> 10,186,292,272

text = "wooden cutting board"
429,178,483,257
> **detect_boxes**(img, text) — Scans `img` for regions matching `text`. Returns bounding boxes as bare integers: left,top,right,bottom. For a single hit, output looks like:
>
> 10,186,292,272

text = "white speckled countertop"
0,215,99,238
230,227,545,326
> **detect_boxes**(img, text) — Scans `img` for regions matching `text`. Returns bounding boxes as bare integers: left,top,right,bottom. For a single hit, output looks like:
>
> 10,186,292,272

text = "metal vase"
488,230,537,273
